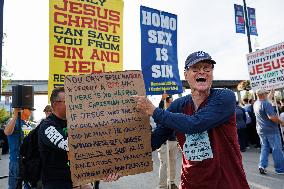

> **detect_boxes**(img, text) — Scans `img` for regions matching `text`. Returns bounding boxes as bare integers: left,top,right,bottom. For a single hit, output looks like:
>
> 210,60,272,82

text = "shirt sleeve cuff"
152,108,163,124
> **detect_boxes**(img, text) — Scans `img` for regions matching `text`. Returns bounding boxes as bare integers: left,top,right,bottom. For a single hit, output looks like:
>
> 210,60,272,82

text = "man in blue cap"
133,51,249,189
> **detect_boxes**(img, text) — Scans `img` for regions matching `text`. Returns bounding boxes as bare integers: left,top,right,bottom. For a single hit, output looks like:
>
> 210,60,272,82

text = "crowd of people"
235,89,284,175
1,50,284,189
248,89,284,175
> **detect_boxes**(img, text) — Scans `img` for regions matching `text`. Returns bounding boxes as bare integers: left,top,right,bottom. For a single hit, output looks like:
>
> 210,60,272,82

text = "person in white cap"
133,51,249,189
253,88,284,175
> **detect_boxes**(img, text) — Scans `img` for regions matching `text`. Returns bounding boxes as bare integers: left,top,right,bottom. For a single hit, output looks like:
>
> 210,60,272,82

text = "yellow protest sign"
49,0,124,97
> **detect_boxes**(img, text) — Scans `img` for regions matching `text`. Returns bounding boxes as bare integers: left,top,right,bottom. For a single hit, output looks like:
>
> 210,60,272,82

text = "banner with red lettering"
49,0,123,97
247,42,284,91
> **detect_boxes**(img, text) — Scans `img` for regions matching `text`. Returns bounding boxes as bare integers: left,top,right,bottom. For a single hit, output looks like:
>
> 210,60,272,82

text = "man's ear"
184,70,188,80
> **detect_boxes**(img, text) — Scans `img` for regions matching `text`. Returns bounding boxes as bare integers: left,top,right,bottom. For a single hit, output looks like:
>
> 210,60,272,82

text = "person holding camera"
4,108,34,189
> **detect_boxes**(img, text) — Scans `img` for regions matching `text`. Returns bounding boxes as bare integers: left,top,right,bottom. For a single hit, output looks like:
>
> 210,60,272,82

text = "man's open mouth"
196,77,206,82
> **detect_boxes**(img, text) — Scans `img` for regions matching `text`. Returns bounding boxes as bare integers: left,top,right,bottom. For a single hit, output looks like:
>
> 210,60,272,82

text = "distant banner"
247,42,284,91
140,6,182,95
49,0,124,97
247,7,258,36
234,4,245,34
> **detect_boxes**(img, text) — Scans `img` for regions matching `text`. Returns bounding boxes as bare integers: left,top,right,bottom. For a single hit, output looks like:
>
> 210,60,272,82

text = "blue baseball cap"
184,51,216,70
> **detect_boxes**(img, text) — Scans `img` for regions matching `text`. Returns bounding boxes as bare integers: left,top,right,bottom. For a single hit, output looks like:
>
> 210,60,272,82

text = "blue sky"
2,0,284,81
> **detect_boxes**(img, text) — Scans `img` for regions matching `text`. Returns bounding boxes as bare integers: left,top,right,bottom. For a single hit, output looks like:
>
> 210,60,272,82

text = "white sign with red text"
247,42,284,91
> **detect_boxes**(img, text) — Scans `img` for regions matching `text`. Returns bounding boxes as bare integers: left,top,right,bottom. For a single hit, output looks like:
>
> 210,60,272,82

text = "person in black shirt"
38,87,71,189
39,87,119,189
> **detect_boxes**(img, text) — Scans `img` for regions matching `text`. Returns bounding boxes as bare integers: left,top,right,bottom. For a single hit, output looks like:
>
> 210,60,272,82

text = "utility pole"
243,0,252,53
0,0,4,96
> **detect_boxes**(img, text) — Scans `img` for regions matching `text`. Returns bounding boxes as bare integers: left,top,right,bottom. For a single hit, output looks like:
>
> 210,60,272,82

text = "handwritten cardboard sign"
64,70,152,185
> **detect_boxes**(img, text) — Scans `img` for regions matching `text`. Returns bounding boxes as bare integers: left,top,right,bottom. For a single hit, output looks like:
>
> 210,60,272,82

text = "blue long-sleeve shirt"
157,99,176,141
151,88,236,150
151,88,249,189
235,105,247,129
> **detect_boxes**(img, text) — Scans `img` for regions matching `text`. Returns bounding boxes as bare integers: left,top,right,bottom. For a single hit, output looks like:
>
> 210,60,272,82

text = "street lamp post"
0,0,4,96
243,0,252,53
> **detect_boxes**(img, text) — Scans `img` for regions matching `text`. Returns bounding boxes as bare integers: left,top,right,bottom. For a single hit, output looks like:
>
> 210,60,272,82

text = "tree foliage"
2,32,13,91
242,91,254,100
1,67,12,91
0,107,10,124
237,80,251,91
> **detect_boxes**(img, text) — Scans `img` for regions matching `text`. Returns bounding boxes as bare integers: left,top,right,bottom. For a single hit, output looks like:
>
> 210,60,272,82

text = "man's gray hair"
50,87,65,103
